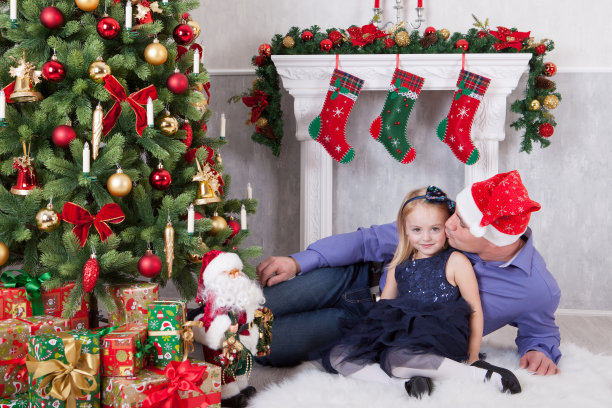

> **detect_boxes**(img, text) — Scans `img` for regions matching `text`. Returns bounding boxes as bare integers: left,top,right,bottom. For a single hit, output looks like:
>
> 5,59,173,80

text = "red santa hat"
455,170,541,247
196,250,243,303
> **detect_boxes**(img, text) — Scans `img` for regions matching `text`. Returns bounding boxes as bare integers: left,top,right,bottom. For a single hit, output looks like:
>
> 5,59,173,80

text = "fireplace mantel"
272,54,531,249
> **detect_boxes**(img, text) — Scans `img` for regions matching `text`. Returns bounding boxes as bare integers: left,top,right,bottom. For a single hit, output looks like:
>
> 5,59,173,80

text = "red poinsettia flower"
347,23,388,47
242,91,269,123
489,26,530,51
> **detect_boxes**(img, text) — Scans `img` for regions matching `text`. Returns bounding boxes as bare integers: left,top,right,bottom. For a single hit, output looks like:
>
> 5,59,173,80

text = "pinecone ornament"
420,33,438,48
535,76,555,90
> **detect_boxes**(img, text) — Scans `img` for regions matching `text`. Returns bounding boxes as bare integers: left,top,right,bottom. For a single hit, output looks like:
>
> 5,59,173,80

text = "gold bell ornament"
192,158,221,205
36,198,61,232
89,57,111,84
164,214,174,279
158,110,179,135
9,50,43,102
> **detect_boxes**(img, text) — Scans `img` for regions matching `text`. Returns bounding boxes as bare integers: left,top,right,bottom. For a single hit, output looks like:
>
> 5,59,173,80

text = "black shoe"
221,392,249,408
471,360,522,394
240,386,257,398
404,376,433,399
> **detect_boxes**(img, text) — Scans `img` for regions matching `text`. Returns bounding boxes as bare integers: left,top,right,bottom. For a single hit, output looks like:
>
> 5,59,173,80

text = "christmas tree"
0,0,259,322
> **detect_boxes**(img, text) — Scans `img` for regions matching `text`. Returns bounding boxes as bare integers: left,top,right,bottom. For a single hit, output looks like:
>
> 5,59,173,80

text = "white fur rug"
249,343,612,408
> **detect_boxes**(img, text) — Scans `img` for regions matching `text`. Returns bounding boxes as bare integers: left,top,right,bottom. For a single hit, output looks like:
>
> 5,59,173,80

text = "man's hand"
519,350,560,375
256,256,300,287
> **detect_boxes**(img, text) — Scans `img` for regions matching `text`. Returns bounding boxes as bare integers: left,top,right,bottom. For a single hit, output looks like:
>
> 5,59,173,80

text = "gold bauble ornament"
144,38,168,66
395,31,411,47
75,0,100,12
256,117,268,128
35,202,61,232
88,57,111,84
187,20,201,40
158,111,179,135
107,168,133,197
0,242,8,266
187,237,209,263
282,36,295,48
439,28,450,40
542,94,559,109
528,99,541,111
210,213,228,236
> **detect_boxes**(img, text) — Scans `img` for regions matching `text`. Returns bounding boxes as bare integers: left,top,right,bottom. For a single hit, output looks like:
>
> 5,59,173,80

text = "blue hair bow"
402,186,456,213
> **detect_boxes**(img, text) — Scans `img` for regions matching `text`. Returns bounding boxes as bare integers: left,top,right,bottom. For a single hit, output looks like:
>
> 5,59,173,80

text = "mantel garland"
238,20,560,157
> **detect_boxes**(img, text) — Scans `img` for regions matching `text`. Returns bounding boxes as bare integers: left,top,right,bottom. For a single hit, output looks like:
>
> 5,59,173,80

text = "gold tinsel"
394,31,411,47
282,36,295,48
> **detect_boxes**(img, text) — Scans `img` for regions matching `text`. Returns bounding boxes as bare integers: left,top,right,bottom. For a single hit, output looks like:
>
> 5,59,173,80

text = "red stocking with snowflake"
436,69,491,165
308,69,364,163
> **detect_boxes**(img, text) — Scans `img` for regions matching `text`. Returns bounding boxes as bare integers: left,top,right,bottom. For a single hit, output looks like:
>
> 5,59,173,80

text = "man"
256,170,562,376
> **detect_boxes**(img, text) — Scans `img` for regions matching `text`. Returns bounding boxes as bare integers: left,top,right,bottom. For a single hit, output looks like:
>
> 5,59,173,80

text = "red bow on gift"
242,91,268,123
61,202,125,247
489,26,530,51
102,75,158,137
143,360,211,408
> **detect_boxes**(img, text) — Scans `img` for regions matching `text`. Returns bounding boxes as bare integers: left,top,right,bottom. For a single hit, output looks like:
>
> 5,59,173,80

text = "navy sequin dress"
323,248,472,374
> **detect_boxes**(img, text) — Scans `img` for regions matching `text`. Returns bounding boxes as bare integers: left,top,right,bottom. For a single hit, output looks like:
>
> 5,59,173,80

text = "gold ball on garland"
107,167,133,197
144,39,168,66
256,117,268,128
394,31,411,47
0,242,8,267
187,20,201,40
210,213,228,236
542,94,559,109
35,202,61,232
282,35,295,49
439,28,450,40
528,99,541,111
159,112,179,135
75,0,99,12
543,62,557,77
88,58,111,84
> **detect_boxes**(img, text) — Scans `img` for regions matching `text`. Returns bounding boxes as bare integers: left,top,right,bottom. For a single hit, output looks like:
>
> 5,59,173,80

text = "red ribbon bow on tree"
61,202,125,247
489,26,530,51
143,360,212,408
102,75,158,137
242,90,268,123
2,83,16,104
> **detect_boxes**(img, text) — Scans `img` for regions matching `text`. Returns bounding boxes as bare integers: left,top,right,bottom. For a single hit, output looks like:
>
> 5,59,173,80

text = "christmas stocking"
370,69,425,164
436,69,491,165
308,69,364,163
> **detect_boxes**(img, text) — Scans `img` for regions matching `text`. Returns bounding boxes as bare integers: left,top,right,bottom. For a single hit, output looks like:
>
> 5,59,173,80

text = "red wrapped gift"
0,320,29,397
101,323,148,377
41,282,89,330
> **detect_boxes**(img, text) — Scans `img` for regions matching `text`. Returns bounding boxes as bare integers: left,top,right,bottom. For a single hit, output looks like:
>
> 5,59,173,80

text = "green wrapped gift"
0,395,29,408
26,330,100,408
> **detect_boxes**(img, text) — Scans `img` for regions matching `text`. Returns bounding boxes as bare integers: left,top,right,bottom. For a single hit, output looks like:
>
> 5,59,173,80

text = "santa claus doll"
191,250,271,408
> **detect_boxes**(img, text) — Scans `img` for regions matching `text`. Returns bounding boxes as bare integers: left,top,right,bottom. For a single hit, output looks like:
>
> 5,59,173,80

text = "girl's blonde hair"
386,187,453,271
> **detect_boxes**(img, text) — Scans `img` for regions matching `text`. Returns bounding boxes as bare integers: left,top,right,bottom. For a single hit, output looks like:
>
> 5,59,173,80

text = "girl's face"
404,203,449,258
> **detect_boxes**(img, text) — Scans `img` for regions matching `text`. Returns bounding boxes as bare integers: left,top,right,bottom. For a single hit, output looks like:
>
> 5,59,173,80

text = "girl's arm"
380,266,399,300
447,251,483,364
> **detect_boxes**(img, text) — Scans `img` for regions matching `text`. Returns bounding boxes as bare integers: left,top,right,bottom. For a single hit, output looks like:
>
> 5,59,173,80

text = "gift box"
42,282,90,330
101,359,221,408
17,315,71,334
147,300,186,368
0,320,29,398
108,283,159,326
0,395,29,408
101,323,148,377
26,330,101,408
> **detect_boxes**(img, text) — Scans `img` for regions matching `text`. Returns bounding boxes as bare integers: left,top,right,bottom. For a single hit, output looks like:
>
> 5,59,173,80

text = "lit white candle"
193,49,200,74
220,113,226,139
240,204,247,230
9,0,17,20
83,142,91,174
162,0,168,4
247,182,252,199
0,89,5,120
187,203,195,234
125,1,132,30
146,97,154,127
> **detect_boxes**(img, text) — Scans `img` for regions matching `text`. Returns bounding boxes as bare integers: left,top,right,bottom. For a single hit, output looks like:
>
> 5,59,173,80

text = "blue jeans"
256,263,373,367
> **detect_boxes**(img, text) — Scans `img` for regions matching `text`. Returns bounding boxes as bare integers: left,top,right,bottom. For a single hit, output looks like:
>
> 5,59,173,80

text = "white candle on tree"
125,1,132,30
193,49,200,74
247,182,252,199
0,89,5,120
83,142,91,174
187,204,195,234
146,97,154,127
9,0,17,20
220,113,226,139
240,204,247,230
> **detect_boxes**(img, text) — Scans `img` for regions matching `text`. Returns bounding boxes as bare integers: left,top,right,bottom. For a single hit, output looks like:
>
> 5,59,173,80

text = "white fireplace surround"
271,54,531,249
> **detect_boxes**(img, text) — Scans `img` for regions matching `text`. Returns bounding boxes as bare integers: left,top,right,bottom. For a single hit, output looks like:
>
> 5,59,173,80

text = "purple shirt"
291,222,562,363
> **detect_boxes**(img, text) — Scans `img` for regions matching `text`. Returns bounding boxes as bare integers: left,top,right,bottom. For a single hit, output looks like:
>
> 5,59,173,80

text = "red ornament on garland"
227,218,240,238
477,30,488,39
42,55,66,83
328,30,343,45
254,56,267,67
149,162,172,190
320,39,333,52
538,123,554,138
167,71,189,94
181,120,193,148
173,24,194,45
301,30,313,41
424,26,436,36
384,38,395,48
82,252,99,293
258,43,271,57
535,44,546,55
40,6,65,30
97,15,121,40
543,62,557,77
138,249,162,278
52,123,77,148
455,39,469,51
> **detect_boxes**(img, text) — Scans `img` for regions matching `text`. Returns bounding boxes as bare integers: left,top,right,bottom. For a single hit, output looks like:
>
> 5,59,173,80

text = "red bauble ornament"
320,39,333,52
52,124,77,148
138,249,162,278
149,163,172,190
384,38,395,48
543,62,557,77
173,24,194,45
258,43,271,57
167,71,189,94
477,30,488,39
40,6,65,30
82,254,99,293
301,30,314,41
535,44,546,55
424,26,436,36
455,39,469,51
190,43,203,58
181,121,193,148
42,56,66,83
97,15,121,40
254,56,267,67
328,30,343,45
227,219,240,238
538,123,554,138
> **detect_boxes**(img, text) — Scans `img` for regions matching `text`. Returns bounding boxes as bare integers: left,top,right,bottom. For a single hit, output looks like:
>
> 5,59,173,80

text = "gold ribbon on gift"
25,332,99,408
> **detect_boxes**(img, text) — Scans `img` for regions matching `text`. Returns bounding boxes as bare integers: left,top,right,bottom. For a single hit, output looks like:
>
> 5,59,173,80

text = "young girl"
322,186,521,398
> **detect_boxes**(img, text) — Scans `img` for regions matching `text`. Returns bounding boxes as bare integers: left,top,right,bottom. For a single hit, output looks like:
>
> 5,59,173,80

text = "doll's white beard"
203,272,265,317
